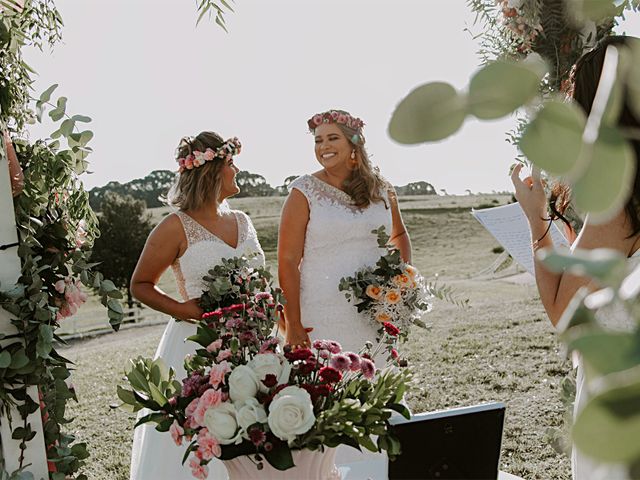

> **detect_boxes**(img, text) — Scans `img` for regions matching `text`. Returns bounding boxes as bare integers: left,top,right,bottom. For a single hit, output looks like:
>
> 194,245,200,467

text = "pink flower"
255,292,272,301
54,279,66,294
216,349,232,363
204,149,215,161
189,458,209,480
169,420,184,446
327,341,342,354
330,111,339,120
197,428,221,460
312,114,323,126
193,389,223,427
185,398,199,418
345,352,361,372
185,156,194,169
259,337,280,353
329,354,351,372
206,339,223,353
360,358,376,380
209,361,231,388
338,113,347,124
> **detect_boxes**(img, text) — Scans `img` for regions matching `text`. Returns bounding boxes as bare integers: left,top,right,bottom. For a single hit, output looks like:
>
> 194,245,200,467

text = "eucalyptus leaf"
520,99,587,176
468,59,544,120
573,127,636,223
569,332,640,377
389,82,467,144
39,83,58,103
0,350,11,368
539,247,627,288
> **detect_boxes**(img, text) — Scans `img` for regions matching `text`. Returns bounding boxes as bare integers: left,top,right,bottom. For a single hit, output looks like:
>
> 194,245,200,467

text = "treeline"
88,170,436,210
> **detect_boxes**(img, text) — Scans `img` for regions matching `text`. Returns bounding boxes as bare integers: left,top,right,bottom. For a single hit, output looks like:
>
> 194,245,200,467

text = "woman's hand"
510,164,547,223
285,323,312,349
176,298,203,323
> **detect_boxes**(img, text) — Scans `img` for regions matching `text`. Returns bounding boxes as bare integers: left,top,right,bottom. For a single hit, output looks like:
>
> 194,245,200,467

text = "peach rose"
404,265,417,279
365,285,383,301
375,312,392,323
392,274,411,287
385,290,401,305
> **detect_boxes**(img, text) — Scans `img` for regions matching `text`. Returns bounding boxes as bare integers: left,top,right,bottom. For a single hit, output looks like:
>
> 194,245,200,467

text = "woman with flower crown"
128,131,265,479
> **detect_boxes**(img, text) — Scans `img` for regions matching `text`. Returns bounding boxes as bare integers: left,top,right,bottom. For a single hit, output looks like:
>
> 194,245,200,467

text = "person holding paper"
512,35,640,480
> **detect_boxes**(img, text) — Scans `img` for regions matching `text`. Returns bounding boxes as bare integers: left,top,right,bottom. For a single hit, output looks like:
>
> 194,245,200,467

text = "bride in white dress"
512,35,640,480
128,132,264,480
277,110,412,467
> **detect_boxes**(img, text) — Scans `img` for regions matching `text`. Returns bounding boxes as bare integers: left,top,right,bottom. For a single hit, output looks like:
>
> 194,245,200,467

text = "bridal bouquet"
339,227,433,350
118,256,411,478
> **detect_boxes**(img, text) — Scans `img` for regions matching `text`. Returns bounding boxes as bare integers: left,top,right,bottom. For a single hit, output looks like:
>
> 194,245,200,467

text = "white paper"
471,202,569,275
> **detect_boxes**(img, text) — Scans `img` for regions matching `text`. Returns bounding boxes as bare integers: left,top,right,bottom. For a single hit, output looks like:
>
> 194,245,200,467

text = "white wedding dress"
129,209,265,480
288,174,393,467
571,250,640,480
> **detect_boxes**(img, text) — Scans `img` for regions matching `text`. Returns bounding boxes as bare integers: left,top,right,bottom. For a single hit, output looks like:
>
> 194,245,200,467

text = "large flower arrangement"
118,257,411,478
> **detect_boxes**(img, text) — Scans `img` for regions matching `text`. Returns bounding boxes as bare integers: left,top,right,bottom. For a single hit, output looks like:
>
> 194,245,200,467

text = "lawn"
59,194,572,479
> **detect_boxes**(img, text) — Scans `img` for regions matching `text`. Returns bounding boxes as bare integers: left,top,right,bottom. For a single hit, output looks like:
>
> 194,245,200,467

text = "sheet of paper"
471,202,569,275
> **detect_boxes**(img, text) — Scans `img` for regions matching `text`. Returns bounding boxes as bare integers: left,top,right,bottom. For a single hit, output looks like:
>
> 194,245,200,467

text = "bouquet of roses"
118,256,411,478
339,227,433,351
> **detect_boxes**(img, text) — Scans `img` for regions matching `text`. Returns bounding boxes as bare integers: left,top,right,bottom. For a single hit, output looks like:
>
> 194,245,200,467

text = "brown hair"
551,35,640,235
316,110,388,209
167,131,226,211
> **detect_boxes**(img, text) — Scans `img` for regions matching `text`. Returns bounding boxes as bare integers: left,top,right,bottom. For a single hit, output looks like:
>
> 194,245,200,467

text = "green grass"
59,195,571,479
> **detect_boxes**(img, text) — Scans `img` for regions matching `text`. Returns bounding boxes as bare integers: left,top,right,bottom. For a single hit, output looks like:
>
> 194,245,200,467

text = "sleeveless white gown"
129,209,265,480
288,174,393,466
571,250,640,480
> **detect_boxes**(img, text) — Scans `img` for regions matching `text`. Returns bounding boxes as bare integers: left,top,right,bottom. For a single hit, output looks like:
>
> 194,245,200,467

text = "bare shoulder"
577,211,637,254
148,212,186,247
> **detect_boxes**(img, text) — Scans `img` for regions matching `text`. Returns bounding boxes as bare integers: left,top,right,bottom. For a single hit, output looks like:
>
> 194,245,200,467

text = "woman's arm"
388,187,412,263
278,189,312,346
130,214,202,322
512,164,633,326
3,131,24,197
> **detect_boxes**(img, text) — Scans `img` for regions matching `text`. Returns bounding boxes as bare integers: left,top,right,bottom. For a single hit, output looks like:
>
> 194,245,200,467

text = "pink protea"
329,354,351,372
193,389,223,427
169,420,184,446
189,458,209,480
209,361,231,388
360,358,376,380
206,339,223,353
345,352,361,372
197,428,221,460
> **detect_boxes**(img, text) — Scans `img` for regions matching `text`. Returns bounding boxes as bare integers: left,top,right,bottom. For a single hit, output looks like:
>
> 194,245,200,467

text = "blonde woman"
278,110,411,353
129,131,264,479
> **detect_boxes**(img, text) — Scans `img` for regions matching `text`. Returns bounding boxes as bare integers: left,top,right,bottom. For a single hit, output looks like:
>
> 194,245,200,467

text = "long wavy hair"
317,110,388,209
167,131,226,212
551,35,640,236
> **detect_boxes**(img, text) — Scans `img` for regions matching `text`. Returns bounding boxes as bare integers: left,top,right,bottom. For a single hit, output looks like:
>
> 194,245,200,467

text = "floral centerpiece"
118,256,411,479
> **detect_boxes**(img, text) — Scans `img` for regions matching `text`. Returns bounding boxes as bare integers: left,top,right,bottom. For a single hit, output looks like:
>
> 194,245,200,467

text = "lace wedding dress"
130,209,265,480
571,250,640,480
288,174,392,467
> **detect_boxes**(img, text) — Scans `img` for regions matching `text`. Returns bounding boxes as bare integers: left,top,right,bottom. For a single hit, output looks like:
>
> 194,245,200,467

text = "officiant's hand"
176,298,203,323
511,164,547,223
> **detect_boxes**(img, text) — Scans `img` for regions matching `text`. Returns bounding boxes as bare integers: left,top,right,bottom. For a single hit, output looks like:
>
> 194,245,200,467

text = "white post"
0,145,49,478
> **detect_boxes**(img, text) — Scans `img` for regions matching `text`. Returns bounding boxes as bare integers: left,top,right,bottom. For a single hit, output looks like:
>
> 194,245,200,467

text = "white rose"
267,386,316,445
237,398,268,437
202,401,242,445
228,365,260,404
249,353,291,392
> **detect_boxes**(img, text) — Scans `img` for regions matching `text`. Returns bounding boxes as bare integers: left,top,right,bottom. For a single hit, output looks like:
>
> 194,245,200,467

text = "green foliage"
195,0,235,30
90,192,153,308
88,170,175,210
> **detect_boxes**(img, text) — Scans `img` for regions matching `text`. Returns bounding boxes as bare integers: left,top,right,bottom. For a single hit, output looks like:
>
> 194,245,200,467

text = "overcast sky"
23,1,640,194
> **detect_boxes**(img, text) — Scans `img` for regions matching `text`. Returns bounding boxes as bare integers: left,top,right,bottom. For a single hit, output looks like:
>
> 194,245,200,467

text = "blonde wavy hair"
326,111,388,209
167,132,226,212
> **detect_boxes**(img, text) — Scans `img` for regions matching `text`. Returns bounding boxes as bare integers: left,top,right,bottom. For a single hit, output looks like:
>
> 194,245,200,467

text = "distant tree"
275,175,300,196
89,169,175,210
235,170,276,197
90,192,154,308
395,181,437,196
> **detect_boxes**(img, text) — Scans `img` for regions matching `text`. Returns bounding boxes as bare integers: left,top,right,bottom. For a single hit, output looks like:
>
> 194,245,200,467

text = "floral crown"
177,137,241,173
307,110,365,144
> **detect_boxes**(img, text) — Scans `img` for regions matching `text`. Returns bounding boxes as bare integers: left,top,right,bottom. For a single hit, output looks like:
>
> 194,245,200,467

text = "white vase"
223,447,339,480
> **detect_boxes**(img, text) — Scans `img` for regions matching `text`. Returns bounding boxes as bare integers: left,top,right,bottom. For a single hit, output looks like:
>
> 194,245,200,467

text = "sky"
23,0,640,194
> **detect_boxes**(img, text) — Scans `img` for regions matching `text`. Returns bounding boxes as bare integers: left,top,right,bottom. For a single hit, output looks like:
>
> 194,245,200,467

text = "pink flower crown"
177,137,242,173
307,110,365,134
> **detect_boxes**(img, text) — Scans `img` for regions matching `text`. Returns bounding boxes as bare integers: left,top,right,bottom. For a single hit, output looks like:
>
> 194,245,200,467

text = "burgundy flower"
248,427,267,446
383,322,400,337
315,384,332,397
391,348,399,360
319,366,342,383
222,304,246,314
262,374,278,389
201,309,222,320
297,358,317,376
284,347,313,361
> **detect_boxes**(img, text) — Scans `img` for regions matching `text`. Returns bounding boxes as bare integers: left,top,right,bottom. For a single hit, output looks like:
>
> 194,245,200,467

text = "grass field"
59,194,572,479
